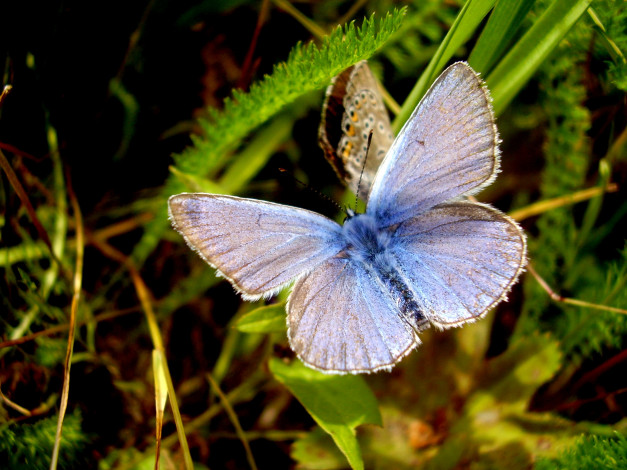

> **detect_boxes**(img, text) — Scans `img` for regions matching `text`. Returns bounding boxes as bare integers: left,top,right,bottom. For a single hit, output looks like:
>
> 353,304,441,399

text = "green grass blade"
486,0,592,115
235,304,286,334
393,0,497,131
219,114,295,194
468,0,536,74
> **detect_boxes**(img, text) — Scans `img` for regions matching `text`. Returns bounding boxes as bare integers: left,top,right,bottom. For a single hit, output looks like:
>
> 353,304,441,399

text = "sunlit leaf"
270,358,382,470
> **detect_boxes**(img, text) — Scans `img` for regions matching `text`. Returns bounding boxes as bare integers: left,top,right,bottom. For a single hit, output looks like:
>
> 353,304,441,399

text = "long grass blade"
468,0,535,74
486,0,592,114
50,176,83,470
393,0,497,131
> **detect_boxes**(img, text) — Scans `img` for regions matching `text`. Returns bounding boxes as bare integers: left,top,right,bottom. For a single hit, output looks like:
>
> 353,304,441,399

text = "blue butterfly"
168,62,527,374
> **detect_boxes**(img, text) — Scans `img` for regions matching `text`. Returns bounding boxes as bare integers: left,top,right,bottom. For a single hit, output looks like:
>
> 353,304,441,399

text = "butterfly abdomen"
376,263,429,332
342,213,428,331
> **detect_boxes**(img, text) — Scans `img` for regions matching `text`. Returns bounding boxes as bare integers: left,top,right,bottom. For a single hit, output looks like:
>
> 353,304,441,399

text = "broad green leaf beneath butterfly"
269,358,381,470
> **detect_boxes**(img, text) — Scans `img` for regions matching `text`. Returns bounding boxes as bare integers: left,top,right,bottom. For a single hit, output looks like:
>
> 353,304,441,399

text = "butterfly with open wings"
168,62,527,374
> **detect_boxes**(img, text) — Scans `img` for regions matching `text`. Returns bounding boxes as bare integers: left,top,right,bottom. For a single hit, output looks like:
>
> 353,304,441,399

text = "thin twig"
239,0,270,89
509,184,618,221
336,0,368,27
271,0,327,40
572,348,627,392
90,212,154,241
0,307,140,350
527,263,627,315
0,85,12,106
0,387,32,416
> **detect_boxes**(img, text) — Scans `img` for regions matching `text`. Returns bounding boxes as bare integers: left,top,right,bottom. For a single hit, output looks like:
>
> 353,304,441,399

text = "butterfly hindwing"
168,193,345,299
390,201,526,327
287,256,419,373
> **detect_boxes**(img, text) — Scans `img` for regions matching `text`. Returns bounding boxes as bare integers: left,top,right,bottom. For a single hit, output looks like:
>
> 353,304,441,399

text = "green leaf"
487,0,592,114
468,0,536,74
235,303,287,333
291,427,349,470
269,358,382,470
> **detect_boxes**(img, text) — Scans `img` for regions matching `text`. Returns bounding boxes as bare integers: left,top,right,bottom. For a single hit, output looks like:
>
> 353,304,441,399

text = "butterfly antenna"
354,130,375,210
278,168,346,215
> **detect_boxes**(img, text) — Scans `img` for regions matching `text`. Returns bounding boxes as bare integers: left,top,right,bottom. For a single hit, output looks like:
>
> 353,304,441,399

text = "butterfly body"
341,212,428,329
342,212,392,263
169,62,527,374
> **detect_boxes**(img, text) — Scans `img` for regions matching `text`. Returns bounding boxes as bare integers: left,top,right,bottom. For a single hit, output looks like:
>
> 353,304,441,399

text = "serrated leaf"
536,433,627,470
134,10,407,264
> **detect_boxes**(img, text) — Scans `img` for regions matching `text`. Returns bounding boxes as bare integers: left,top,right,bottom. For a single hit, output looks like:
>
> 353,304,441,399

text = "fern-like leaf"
133,10,406,263
175,9,405,177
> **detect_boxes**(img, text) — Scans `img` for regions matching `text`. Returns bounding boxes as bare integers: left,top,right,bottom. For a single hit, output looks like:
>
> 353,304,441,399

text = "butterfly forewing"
368,62,499,226
168,194,345,299
390,202,526,326
287,256,419,373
